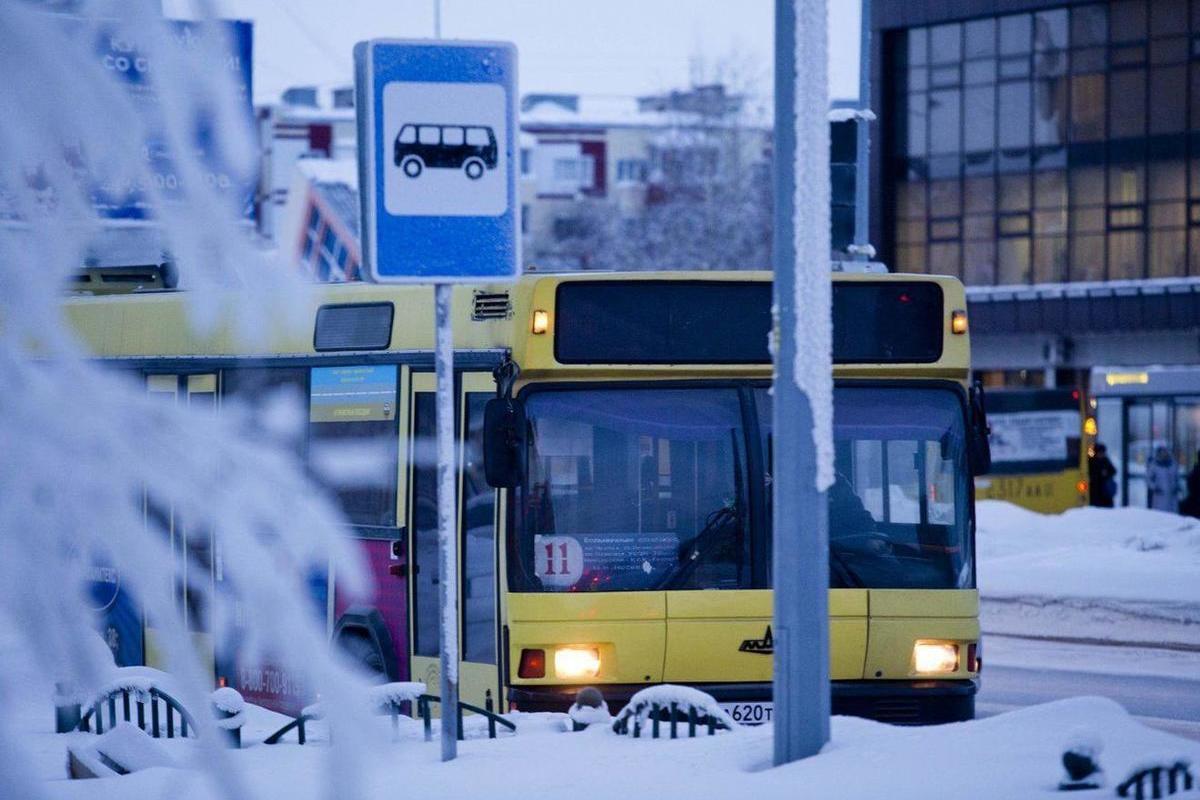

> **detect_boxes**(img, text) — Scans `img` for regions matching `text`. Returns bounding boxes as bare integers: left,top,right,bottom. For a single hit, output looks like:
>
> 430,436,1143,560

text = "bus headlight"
554,647,600,679
913,641,959,674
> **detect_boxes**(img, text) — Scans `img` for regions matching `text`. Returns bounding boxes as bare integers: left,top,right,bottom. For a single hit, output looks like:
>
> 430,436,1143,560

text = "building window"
302,206,321,265
616,159,649,183
553,216,591,241
888,2,1197,286
552,156,594,188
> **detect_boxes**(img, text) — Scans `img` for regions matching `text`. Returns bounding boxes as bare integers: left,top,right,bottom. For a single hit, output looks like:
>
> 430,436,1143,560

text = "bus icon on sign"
394,124,498,180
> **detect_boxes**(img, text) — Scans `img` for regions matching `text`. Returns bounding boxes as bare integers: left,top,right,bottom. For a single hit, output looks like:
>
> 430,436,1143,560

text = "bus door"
458,372,502,712
143,373,219,677
407,372,502,713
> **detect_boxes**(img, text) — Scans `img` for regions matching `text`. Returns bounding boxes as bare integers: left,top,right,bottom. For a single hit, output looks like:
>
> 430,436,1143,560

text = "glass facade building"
885,0,1200,285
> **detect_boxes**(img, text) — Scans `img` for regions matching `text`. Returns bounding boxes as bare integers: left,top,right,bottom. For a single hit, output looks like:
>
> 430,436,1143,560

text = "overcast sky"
162,1,862,105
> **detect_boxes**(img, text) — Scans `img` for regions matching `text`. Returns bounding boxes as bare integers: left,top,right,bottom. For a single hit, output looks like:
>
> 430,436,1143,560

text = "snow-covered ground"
24,691,1200,800
21,501,1200,798
977,501,1200,647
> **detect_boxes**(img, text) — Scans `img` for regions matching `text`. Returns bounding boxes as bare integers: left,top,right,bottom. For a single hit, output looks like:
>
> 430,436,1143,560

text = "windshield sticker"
534,533,680,590
532,535,584,588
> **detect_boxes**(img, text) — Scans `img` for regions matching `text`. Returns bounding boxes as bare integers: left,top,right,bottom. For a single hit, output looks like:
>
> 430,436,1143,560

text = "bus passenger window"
418,126,440,145
308,366,400,528
466,127,490,146
442,127,465,146
411,393,439,657
461,394,496,664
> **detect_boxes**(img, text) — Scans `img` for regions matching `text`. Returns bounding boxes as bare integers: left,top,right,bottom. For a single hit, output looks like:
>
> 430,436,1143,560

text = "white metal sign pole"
429,9,459,763
435,282,459,761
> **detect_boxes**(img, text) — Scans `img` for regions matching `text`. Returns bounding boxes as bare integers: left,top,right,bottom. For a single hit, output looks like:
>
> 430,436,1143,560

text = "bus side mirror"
969,380,992,476
483,397,526,488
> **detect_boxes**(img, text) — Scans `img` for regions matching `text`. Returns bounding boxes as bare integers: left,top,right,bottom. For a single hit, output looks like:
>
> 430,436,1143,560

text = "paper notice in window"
988,410,1077,464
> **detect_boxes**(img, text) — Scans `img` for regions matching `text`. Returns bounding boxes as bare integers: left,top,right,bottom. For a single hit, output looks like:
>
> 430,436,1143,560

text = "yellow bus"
67,269,987,724
974,388,1089,514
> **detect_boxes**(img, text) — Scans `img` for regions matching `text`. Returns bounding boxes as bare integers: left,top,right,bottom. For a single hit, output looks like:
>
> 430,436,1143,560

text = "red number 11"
544,542,569,575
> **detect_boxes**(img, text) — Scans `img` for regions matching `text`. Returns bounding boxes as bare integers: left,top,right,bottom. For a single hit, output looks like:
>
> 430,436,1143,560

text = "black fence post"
54,683,81,734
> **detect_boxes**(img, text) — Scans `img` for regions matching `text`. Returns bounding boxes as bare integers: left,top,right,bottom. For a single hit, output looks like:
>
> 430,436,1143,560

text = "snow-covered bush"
0,3,376,798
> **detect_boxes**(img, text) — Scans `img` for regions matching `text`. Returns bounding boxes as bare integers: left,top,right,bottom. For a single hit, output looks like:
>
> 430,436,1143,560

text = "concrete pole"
772,0,831,766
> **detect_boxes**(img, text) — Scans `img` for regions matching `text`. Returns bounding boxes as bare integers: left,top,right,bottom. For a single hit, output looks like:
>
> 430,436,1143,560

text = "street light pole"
772,0,832,766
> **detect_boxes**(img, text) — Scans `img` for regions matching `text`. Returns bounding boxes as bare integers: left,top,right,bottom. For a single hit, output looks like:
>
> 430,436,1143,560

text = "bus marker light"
950,309,968,335
518,649,545,679
532,309,550,334
554,647,600,679
913,641,958,674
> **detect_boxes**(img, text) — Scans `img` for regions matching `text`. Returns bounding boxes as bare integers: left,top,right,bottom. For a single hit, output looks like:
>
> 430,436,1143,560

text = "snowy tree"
574,54,773,272
0,4,379,798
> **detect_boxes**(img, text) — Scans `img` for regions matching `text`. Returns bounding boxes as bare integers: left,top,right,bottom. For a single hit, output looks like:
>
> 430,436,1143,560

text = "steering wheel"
831,531,896,557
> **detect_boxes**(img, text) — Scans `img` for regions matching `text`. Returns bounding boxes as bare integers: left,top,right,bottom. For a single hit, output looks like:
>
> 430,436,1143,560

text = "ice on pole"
791,0,834,492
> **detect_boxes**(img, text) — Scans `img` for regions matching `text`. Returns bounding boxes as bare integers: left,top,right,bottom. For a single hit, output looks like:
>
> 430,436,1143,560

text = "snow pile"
97,667,178,704
611,684,737,735
367,682,427,711
210,688,246,730
977,501,1200,606
68,722,179,778
300,682,428,722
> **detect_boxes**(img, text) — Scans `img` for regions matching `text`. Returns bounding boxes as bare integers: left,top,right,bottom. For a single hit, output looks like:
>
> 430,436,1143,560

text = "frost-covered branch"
0,3,379,798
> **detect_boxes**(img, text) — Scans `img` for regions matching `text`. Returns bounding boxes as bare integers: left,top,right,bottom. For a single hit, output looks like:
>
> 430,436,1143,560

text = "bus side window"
461,393,496,664
418,126,440,145
308,366,400,528
410,393,440,658
442,127,465,146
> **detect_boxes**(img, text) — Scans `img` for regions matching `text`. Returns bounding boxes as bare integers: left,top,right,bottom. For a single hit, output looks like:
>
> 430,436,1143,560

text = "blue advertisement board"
87,19,256,221
354,40,520,282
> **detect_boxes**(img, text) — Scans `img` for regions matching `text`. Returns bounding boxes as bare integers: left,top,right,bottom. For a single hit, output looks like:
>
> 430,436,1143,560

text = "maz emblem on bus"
393,123,498,180
739,625,774,655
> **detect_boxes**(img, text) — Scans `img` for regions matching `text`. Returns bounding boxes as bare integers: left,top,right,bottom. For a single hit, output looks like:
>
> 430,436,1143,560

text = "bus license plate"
721,702,773,725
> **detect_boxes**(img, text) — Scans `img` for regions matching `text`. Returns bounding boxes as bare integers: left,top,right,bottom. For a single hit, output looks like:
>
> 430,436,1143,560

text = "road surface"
978,634,1200,740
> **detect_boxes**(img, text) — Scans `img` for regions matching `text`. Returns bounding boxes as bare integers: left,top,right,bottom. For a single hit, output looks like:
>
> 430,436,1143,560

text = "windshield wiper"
656,503,741,590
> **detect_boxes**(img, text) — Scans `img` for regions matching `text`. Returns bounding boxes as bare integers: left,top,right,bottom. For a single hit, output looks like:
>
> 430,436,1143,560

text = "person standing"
1088,443,1117,508
1145,446,1180,513
1180,450,1200,519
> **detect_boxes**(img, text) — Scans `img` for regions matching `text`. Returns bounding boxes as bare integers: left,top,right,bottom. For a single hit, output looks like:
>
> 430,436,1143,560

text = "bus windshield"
509,385,972,593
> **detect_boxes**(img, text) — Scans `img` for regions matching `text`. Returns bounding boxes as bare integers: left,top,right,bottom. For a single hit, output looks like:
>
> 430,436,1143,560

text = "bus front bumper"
509,678,978,726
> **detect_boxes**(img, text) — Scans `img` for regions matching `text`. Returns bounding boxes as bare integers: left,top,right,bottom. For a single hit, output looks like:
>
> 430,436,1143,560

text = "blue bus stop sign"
354,40,520,283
